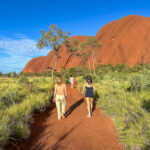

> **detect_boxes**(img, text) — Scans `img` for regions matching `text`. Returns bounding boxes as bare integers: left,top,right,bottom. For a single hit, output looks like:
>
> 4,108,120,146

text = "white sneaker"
87,114,91,118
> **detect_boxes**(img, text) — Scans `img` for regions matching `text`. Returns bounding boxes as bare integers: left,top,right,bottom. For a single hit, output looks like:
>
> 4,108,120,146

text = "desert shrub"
60,66,89,83
84,74,97,82
60,67,70,84
95,80,150,150
96,64,114,78
114,64,131,73
142,100,150,112
128,73,150,91
12,121,30,139
68,67,77,77
140,91,150,113
12,72,18,77
0,113,10,147
68,66,89,77
18,76,38,93
96,64,114,72
18,76,29,85
5,73,12,77
20,72,41,77
32,78,40,83
139,68,150,75
132,63,144,72
0,72,3,77
76,76,84,91
0,77,54,148
0,88,21,108
77,71,150,150
144,63,150,70
41,70,51,76
40,77,47,83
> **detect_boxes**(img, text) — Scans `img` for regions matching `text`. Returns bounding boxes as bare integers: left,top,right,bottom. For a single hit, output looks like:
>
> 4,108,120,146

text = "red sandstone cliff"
23,15,150,73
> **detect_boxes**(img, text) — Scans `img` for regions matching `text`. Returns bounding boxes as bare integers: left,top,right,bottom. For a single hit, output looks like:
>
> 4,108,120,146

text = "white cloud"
0,55,32,73
0,34,50,73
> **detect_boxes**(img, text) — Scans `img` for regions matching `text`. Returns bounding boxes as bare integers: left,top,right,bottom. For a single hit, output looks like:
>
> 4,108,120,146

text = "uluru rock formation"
23,15,150,73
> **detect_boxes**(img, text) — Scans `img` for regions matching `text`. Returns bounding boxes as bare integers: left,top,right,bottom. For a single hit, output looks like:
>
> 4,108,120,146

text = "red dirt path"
5,85,124,150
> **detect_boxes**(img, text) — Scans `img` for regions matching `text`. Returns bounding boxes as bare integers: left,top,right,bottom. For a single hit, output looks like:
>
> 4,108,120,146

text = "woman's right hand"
53,96,55,103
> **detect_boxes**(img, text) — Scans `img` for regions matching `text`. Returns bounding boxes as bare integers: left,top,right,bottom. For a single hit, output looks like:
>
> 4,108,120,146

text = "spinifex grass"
0,76,53,148
77,72,150,150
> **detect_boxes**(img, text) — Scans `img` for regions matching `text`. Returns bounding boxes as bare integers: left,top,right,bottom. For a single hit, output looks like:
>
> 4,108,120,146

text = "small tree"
80,36,101,75
65,39,79,53
6,72,11,77
0,72,3,77
37,24,70,83
12,71,17,77
82,51,91,74
63,38,79,66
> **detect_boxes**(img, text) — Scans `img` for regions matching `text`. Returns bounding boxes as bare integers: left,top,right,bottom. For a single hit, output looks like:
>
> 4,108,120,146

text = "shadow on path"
51,121,82,150
65,98,84,118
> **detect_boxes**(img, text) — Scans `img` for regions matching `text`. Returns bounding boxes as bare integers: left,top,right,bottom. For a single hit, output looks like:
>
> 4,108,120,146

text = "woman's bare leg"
86,97,91,117
90,98,93,111
90,98,94,115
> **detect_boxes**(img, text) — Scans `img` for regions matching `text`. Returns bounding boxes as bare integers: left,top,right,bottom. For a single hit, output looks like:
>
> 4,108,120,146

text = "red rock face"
23,36,89,73
23,15,150,73
96,15,150,66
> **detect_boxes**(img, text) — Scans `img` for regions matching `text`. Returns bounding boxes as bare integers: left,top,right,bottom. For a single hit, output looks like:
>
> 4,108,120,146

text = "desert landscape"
23,15,150,73
1,1,150,150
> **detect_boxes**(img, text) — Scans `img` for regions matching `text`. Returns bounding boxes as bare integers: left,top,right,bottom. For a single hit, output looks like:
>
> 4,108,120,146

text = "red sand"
5,84,124,150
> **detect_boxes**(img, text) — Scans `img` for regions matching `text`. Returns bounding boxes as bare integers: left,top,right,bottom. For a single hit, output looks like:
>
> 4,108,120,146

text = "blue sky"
0,0,150,73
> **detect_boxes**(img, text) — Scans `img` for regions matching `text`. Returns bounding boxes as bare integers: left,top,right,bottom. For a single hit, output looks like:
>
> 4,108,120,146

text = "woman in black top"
82,75,95,117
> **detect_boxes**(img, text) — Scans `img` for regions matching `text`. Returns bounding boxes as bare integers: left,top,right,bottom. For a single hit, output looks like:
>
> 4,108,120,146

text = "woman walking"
82,75,95,118
70,75,74,89
54,75,67,120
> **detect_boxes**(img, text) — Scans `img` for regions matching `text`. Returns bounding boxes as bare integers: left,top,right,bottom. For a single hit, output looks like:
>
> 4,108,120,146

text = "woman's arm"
93,84,96,91
54,84,57,97
64,84,67,97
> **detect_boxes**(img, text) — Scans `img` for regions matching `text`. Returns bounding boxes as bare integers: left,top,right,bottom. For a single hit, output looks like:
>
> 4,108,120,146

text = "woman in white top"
54,75,67,120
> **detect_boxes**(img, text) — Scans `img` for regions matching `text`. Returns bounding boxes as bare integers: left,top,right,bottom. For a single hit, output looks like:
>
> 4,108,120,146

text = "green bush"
77,70,150,150
132,63,144,72
0,88,21,108
32,78,40,83
0,77,53,148
95,79,150,149
129,74,150,92
40,77,47,83
115,64,131,73
96,64,114,78
18,76,29,85
142,100,150,112
41,70,51,76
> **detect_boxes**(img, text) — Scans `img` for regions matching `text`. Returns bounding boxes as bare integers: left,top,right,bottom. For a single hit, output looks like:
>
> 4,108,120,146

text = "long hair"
86,75,92,84
57,75,63,85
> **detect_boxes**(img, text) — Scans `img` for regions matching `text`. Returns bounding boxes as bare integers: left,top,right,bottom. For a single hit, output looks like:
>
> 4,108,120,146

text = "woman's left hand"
65,95,67,100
